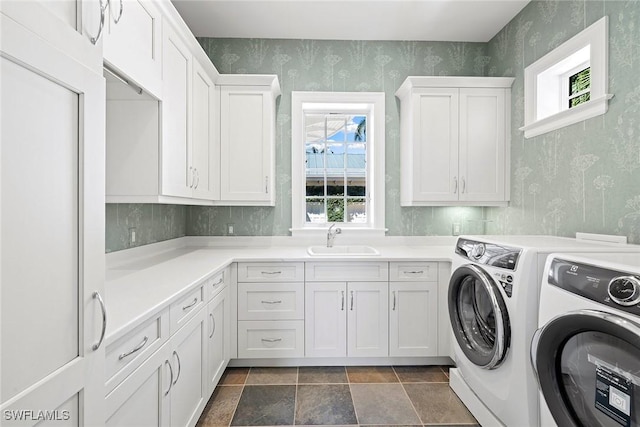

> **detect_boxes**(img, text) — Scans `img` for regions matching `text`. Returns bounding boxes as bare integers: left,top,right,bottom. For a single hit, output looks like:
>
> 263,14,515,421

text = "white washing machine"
448,235,639,427
532,252,640,427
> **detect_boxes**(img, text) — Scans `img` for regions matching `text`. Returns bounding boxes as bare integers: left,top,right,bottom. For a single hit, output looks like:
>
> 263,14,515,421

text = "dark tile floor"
196,366,479,427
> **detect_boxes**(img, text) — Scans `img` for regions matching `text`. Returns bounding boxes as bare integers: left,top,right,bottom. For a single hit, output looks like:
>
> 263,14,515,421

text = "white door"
220,86,271,203
105,344,171,427
347,283,388,357
206,288,229,395
169,309,207,427
459,88,506,202
389,282,439,357
191,60,219,201
412,88,459,202
161,25,191,198
305,282,347,357
103,0,162,97
0,12,105,426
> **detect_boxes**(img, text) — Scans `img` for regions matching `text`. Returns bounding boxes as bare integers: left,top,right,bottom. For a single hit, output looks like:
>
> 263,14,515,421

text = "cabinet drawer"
238,283,304,320
237,320,304,358
105,309,169,394
204,268,228,302
237,262,304,282
305,262,388,282
170,285,205,334
389,262,438,281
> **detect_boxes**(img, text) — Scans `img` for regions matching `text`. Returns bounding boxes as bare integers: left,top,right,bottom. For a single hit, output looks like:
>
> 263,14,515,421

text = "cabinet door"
459,88,507,202
206,288,230,396
1,14,105,426
169,308,207,427
389,282,438,357
191,60,220,200
411,88,459,202
305,283,347,357
103,0,162,97
105,344,171,427
347,283,389,357
220,86,273,204
161,25,191,198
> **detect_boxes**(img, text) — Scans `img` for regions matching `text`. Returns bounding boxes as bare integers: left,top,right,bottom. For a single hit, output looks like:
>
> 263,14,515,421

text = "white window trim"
291,91,386,237
521,16,611,138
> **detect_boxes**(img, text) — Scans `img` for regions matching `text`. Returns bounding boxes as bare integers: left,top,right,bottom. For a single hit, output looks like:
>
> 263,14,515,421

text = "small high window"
522,17,611,138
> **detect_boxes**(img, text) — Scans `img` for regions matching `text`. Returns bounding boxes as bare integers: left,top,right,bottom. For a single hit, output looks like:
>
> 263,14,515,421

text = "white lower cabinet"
389,282,438,357
105,308,207,427
305,282,388,358
206,287,230,395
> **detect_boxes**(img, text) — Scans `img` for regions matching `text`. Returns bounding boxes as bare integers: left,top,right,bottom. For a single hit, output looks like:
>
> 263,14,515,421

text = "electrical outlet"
129,227,137,245
452,222,461,236
227,224,235,235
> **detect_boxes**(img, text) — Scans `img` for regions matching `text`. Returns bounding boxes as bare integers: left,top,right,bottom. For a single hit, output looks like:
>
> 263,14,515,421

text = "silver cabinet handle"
212,277,224,287
261,338,282,343
350,290,354,311
92,291,107,351
392,291,396,311
118,335,149,360
172,351,181,385
404,270,424,274
189,166,194,188
112,0,123,23
265,176,269,193
453,176,458,194
341,291,345,311
182,297,198,311
261,271,282,275
261,300,282,304
461,177,466,194
90,0,107,45
164,360,173,396
209,313,216,338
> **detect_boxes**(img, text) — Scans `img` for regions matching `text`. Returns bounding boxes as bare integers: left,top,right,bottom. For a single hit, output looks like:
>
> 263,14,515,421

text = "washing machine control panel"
455,238,521,271
548,258,640,315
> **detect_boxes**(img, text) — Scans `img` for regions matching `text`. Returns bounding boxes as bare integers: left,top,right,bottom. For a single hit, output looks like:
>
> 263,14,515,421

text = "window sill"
520,94,613,138
290,227,388,238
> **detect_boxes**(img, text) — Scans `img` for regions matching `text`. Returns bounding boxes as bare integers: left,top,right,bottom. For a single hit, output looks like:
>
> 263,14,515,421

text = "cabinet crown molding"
395,76,515,99
216,74,281,97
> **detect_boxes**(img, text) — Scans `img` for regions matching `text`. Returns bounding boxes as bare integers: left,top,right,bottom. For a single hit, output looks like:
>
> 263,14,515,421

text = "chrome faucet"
327,224,342,248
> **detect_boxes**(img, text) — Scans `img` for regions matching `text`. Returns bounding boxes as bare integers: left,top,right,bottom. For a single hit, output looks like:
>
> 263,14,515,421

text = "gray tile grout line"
292,367,299,426
225,367,250,426
346,366,361,427
392,366,424,426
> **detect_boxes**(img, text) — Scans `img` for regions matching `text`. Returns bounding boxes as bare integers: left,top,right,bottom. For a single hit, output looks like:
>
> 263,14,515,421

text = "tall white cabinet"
1,7,105,426
396,76,514,206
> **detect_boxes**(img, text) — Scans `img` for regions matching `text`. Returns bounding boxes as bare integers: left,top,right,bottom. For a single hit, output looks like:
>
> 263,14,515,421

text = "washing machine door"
532,310,640,427
448,264,510,369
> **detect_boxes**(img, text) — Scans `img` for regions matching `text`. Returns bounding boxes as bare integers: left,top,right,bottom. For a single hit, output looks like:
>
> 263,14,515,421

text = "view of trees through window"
569,67,590,108
304,114,367,223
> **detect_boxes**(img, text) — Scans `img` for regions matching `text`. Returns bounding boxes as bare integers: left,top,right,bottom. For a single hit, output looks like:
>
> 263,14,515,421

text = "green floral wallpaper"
484,0,640,243
105,0,640,252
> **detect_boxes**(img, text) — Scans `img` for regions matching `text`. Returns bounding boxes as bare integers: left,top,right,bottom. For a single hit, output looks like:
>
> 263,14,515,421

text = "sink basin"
307,245,380,256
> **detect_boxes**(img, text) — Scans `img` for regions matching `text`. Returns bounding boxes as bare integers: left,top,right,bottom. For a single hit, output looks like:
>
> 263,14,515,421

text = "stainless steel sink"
307,245,380,256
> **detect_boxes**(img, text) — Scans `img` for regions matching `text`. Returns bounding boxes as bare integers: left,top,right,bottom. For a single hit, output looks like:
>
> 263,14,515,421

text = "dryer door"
448,264,510,369
532,309,640,427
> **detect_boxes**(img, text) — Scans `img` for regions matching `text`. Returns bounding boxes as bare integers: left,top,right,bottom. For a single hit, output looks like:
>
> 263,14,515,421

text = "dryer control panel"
455,238,521,271
549,258,640,315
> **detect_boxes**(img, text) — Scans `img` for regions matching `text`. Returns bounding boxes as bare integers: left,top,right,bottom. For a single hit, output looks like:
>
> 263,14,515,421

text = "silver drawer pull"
261,271,282,275
212,277,224,286
392,291,397,311
261,300,282,304
172,351,181,385
261,338,282,343
404,270,424,274
92,291,107,351
118,335,149,360
182,298,198,311
164,360,173,396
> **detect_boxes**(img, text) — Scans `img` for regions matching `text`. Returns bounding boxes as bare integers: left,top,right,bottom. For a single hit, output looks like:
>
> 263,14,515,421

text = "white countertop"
104,237,455,346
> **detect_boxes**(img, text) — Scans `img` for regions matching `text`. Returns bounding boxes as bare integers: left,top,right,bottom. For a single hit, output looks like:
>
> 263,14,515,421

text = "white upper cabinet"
162,23,192,199
396,77,514,207
218,75,281,206
1,9,105,425
103,0,163,97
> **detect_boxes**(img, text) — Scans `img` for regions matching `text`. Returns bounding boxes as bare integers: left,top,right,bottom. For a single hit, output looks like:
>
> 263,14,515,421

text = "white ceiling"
171,0,530,43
